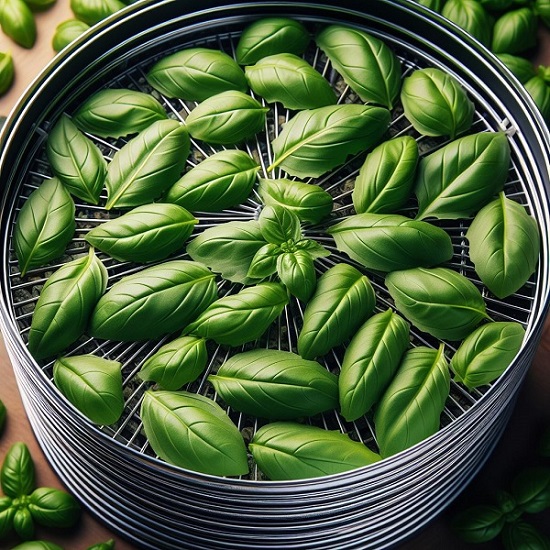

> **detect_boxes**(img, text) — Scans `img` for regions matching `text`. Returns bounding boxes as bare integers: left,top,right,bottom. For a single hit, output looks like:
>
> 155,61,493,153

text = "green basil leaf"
329,213,453,272
511,467,550,514
414,0,443,11
339,309,410,422
72,88,167,138
20,0,57,9
235,17,310,65
28,248,107,360
352,135,418,214
246,243,281,280
140,390,249,475
415,132,511,220
294,238,331,259
491,7,538,54
538,0,550,28
496,490,521,521
245,53,336,110
138,336,207,390
1,442,35,498
441,0,494,47
0,51,15,95
496,53,536,84
13,507,34,540
0,0,36,48
90,260,217,342
0,496,11,512
14,177,75,277
451,322,525,388
86,541,115,550
209,349,338,420
257,178,333,224
53,354,124,425
259,204,302,245
10,542,64,550
401,67,475,139
0,398,5,435
146,47,248,101
298,263,376,359
452,505,505,543
466,193,540,298
0,507,15,539
186,220,266,284
52,19,90,52
85,203,197,263
69,0,125,25
164,149,259,212
186,282,289,346
502,520,550,550
269,104,390,179
316,24,402,109
277,250,316,303
525,76,550,123
386,266,490,340
250,422,380,480
104,119,190,210
374,344,450,457
28,487,81,528
46,114,107,205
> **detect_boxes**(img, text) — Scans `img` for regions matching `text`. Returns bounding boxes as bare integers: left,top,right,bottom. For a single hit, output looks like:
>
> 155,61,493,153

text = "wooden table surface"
1,3,549,549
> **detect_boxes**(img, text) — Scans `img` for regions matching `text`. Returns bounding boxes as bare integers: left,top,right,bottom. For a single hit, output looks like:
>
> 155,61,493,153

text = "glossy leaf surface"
1,442,35,498
259,204,302,245
441,0,494,47
511,467,550,513
28,487,81,528
69,0,125,25
502,520,550,550
491,7,538,54
277,251,316,302
0,0,36,48
452,505,505,543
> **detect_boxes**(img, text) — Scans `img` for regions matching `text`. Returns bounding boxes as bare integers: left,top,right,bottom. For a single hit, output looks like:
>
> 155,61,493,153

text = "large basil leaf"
298,263,376,359
28,487,81,529
316,25,401,109
400,67,475,139
185,282,289,347
14,177,75,277
28,248,107,360
185,91,269,145
268,104,390,179
491,7,538,54
53,354,124,425
466,194,540,298
0,0,36,48
186,220,266,284
415,132,511,220
249,421,381,480
209,349,338,419
329,213,453,272
146,48,248,101
164,149,259,212
104,119,190,210
525,75,550,124
386,267,490,340
89,260,217,341
259,204,302,245
138,336,207,390
46,115,107,205
69,0,124,25
352,135,419,214
85,203,197,263
452,505,506,543
451,322,525,388
235,17,310,65
496,53,536,84
511,467,550,514
140,390,249,476
72,88,168,138
277,251,316,303
502,520,550,550
257,178,333,224
441,0,494,47
374,345,450,457
245,53,336,110
339,309,410,422
1,442,35,498
52,19,90,53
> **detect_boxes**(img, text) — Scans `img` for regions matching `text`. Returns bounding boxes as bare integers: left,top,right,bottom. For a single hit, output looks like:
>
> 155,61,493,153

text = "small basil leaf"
0,51,15,95
86,541,115,550
259,204,302,245
52,19,90,52
140,390,249,476
525,75,550,123
502,520,550,550
13,507,34,540
28,487,81,528
496,53,536,84
0,0,36,48
1,442,35,498
452,505,505,543
0,507,15,539
277,250,316,303
0,496,11,512
441,0,494,47
10,542,64,550
209,349,338,420
294,238,331,259
250,422,380,481
246,243,281,280
511,467,550,514
69,0,125,25
491,7,538,54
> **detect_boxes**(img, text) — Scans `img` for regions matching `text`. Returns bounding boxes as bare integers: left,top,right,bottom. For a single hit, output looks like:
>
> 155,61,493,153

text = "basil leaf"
451,322,525,388
164,149,259,212
329,213,453,272
209,349,338,420
69,0,125,25
72,88,167,138
525,76,550,123
85,203,197,263
1,442,35,498
298,263,376,359
246,243,281,280
415,132,511,220
146,47,248,101
496,53,536,84
491,7,538,54
0,51,15,95
28,487,80,528
511,467,550,514
140,390,249,476
316,25,402,109
386,267,490,341
28,248,107,360
52,19,90,52
352,135,418,214
10,542,64,550
90,260,217,342
401,67,475,139
250,421,381,480
467,193,540,298
0,507,15,540
259,204,302,245
138,336,207,390
13,507,33,540
0,399,5,435
502,520,550,550
339,309,410,422
186,282,289,346
269,104,390,179
236,17,310,65
441,0,494,47
295,238,331,259
452,505,505,543
87,542,115,550
257,178,333,224
104,119,190,210
46,114,107,205
277,250,316,303
245,53,336,110
538,0,550,28
186,220,266,284
374,344,450,457
14,178,75,277
0,0,36,48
